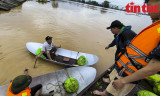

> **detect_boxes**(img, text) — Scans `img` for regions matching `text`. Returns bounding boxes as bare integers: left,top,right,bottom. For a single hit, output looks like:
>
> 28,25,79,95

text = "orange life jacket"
7,82,31,96
116,20,160,76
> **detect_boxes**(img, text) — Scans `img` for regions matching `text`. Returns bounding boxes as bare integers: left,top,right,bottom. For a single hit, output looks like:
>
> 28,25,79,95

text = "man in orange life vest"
94,0,160,96
7,69,42,96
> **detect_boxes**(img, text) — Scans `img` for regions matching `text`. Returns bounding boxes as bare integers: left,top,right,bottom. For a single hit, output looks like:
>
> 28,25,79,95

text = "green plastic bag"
63,77,79,93
137,90,158,96
146,74,160,85
153,83,160,95
77,55,87,66
36,48,47,59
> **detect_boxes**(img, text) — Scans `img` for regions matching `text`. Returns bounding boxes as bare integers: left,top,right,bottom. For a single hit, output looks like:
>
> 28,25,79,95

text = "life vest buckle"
145,57,151,63
137,65,142,69
118,69,125,76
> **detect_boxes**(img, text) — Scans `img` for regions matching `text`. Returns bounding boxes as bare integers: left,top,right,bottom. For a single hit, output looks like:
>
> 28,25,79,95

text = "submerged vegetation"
79,70,111,96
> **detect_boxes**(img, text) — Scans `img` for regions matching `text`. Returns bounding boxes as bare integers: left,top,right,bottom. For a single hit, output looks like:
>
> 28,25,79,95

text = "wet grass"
81,69,113,96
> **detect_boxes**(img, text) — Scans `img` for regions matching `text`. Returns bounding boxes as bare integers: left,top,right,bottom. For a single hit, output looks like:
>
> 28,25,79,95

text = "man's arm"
54,45,61,52
36,51,44,59
46,51,53,61
113,59,160,89
36,44,45,58
105,39,116,50
121,58,160,83
108,38,116,47
38,51,44,57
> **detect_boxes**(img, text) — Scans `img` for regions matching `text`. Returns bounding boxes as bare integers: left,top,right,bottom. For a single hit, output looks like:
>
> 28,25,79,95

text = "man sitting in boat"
7,69,42,96
94,0,160,96
36,36,61,61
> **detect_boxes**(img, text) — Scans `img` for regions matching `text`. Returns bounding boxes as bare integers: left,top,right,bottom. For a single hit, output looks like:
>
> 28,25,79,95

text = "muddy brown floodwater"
0,0,152,85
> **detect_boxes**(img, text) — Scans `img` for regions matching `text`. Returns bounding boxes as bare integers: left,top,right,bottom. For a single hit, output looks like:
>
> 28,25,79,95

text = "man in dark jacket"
105,20,137,59
94,20,137,95
99,20,137,86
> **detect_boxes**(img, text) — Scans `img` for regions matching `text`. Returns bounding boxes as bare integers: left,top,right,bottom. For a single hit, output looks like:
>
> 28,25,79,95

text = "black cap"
11,75,32,94
107,20,124,29
45,36,52,41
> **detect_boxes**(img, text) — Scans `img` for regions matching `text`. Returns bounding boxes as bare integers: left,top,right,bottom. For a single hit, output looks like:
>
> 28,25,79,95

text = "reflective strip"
127,54,146,60
158,28,160,33
124,53,143,68
118,69,125,76
128,43,151,63
22,92,27,96
125,63,135,73
118,59,135,73
128,43,147,57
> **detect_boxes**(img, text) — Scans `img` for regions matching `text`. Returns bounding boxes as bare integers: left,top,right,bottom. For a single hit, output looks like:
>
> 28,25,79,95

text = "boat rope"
46,81,64,96
76,52,79,59
65,69,78,95
45,70,78,96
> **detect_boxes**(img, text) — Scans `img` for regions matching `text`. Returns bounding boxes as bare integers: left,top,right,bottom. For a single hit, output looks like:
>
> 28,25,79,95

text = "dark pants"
43,47,57,60
30,84,42,96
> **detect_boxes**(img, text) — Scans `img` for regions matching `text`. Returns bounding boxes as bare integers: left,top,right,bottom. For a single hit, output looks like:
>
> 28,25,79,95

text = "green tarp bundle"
77,55,87,66
145,74,160,95
146,74,160,85
36,48,47,59
153,83,160,95
137,90,158,96
63,77,79,93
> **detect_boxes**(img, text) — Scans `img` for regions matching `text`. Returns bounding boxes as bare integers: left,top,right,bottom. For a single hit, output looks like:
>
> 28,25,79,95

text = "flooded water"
0,0,152,85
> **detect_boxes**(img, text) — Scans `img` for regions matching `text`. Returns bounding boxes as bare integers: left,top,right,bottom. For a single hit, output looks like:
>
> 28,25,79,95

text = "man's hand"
24,68,29,75
112,79,126,89
105,46,110,50
59,45,61,48
36,56,40,59
56,45,61,48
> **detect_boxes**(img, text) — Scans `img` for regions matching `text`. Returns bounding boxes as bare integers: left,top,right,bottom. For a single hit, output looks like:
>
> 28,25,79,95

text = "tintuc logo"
126,2,159,13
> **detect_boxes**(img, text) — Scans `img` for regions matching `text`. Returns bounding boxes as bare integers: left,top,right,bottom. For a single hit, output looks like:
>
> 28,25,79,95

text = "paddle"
34,57,38,68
